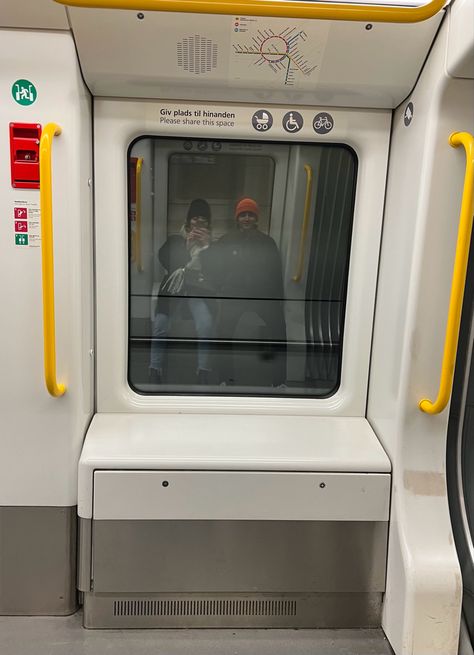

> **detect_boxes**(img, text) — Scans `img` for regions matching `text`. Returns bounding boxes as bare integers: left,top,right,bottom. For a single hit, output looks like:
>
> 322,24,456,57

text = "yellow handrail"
420,132,474,415
293,164,313,282
55,0,445,23
135,157,143,272
39,123,66,398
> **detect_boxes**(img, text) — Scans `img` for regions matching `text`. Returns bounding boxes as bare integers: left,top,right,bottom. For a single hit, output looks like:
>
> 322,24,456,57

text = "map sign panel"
230,17,330,87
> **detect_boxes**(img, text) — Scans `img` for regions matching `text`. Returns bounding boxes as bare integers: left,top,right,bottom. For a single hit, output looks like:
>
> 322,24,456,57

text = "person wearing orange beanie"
212,197,287,386
234,197,259,230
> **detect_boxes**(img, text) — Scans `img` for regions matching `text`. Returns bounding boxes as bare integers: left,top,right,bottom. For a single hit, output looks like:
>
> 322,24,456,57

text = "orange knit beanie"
235,197,259,219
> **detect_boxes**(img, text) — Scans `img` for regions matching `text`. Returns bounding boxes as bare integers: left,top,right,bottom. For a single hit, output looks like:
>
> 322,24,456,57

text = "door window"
128,137,357,396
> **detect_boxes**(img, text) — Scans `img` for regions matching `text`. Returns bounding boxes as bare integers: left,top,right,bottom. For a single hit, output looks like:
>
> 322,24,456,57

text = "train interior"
0,0,473,654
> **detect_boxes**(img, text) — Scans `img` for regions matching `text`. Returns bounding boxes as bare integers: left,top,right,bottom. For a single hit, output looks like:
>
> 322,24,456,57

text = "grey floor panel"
0,612,395,655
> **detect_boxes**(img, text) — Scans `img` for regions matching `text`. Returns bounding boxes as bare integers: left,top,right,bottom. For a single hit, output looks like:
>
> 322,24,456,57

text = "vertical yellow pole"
39,123,66,398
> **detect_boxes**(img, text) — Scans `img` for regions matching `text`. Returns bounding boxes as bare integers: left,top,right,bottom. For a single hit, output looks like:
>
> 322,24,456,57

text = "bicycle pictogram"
313,113,334,134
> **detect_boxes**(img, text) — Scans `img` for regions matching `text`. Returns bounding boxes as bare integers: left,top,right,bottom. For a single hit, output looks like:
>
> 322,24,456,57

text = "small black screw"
137,12,145,20
162,480,169,487
365,24,373,30
319,482,326,489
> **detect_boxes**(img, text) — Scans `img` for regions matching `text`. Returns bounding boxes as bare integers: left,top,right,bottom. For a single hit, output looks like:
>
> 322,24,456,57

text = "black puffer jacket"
213,228,284,300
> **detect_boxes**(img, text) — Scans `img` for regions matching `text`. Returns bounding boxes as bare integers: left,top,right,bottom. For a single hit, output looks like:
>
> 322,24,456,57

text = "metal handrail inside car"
39,123,67,398
54,0,446,23
135,157,144,273
293,164,314,283
420,132,474,414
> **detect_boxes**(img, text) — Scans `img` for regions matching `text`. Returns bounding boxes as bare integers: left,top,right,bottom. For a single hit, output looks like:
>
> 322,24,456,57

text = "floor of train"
0,612,394,654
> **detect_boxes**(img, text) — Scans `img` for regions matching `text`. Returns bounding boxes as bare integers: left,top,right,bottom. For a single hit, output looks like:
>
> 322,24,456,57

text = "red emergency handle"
9,123,42,189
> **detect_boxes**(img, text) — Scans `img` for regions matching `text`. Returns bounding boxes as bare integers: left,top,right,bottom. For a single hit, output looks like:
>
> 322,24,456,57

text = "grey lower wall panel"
91,520,388,593
77,519,92,592
0,506,77,615
83,591,383,629
84,519,387,628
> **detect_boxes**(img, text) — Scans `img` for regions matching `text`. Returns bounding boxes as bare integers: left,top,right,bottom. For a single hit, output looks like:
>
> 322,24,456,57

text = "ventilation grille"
113,599,297,617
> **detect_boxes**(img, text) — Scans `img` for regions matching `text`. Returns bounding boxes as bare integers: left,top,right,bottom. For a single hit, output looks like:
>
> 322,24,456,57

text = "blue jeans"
150,298,214,372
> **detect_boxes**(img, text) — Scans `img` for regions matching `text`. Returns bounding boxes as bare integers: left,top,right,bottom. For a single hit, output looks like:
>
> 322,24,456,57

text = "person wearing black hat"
149,198,216,384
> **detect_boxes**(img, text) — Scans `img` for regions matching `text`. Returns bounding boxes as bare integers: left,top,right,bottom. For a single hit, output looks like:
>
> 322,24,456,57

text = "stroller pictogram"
255,112,270,130
252,110,273,132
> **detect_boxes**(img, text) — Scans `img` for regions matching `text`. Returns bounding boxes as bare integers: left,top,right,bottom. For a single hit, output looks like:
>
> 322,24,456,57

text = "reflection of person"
214,198,286,386
150,199,215,385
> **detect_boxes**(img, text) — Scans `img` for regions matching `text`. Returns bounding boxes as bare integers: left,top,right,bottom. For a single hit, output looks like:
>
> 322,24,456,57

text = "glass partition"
128,137,357,396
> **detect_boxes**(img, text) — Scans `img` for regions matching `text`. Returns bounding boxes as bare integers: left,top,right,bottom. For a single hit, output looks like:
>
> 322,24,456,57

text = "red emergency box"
9,122,42,189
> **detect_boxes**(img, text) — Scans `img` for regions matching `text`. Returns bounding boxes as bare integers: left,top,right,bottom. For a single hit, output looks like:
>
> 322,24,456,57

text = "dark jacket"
213,227,287,385
213,228,284,300
158,234,190,273
156,235,216,315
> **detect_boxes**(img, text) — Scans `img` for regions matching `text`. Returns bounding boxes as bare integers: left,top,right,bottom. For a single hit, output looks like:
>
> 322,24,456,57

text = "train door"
448,234,474,653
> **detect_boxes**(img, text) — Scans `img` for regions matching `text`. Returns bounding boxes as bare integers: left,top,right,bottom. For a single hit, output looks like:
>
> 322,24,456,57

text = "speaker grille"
113,599,297,617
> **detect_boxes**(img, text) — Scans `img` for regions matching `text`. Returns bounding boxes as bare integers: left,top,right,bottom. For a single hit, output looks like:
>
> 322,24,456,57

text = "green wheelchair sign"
12,79,37,106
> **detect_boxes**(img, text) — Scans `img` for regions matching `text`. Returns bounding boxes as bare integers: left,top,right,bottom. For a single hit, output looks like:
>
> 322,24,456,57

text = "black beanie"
186,198,211,225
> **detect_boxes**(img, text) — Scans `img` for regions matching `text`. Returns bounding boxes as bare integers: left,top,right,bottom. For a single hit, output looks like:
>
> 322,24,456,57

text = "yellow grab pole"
55,0,446,24
293,164,313,283
136,157,144,272
39,123,66,398
420,132,474,414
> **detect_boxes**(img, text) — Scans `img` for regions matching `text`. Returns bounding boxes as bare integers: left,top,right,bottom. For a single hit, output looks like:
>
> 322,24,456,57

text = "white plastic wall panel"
1,0,69,29
93,470,391,521
68,7,443,108
79,414,391,518
94,99,390,416
368,16,473,655
447,0,474,79
0,30,93,505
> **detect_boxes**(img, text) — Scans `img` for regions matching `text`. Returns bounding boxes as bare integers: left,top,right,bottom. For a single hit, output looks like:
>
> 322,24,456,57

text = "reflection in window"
128,138,357,397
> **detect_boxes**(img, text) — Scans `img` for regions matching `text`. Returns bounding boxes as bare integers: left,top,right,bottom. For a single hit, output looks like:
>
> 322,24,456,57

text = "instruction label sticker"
159,107,236,129
13,200,41,248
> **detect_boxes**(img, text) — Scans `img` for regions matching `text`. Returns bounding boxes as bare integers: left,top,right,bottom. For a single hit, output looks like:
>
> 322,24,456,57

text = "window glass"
128,138,357,396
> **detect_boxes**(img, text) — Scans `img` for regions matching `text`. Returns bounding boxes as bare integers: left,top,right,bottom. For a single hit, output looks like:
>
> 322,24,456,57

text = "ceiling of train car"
1,0,69,29
66,8,444,108
1,0,451,108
